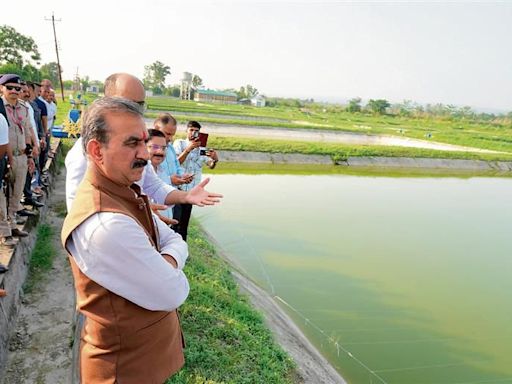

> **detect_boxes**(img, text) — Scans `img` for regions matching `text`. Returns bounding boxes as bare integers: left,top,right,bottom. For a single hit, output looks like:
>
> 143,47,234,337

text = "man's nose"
138,143,150,160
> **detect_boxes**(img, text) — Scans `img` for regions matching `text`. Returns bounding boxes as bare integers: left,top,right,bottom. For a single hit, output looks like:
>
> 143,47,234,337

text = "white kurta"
66,211,189,311
65,138,176,211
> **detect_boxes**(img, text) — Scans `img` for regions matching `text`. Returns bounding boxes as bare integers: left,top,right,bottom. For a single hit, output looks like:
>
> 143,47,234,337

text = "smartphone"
198,132,209,147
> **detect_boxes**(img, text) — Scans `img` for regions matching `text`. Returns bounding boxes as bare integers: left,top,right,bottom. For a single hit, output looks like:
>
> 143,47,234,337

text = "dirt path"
144,118,501,154
1,172,74,384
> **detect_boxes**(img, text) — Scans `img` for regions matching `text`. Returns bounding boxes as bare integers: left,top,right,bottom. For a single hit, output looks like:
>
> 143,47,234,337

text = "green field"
145,96,512,153
55,94,512,161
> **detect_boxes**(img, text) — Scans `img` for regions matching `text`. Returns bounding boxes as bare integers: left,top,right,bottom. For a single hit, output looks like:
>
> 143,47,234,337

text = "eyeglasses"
147,144,165,151
5,85,22,92
135,100,147,113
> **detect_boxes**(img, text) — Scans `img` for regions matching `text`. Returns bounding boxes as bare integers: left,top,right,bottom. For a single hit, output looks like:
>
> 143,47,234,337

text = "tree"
62,80,74,90
245,84,258,98
0,62,41,82
0,25,41,67
367,99,390,115
347,97,362,113
80,75,90,92
143,61,171,94
396,99,413,117
192,75,203,88
236,84,258,100
40,62,61,88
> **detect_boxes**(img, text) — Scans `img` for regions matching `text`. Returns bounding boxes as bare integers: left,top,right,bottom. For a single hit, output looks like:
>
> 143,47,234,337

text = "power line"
44,12,64,102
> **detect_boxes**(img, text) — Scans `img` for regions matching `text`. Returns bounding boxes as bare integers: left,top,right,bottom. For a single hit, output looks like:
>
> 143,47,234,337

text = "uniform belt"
12,149,25,156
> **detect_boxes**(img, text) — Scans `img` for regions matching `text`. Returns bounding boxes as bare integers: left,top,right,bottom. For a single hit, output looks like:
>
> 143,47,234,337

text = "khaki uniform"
0,97,31,236
61,167,185,384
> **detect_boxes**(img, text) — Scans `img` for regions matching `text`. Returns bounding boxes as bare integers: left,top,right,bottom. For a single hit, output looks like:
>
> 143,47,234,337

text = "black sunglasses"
5,85,21,92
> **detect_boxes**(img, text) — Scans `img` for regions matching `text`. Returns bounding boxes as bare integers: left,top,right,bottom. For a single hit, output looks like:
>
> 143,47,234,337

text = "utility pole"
45,13,65,101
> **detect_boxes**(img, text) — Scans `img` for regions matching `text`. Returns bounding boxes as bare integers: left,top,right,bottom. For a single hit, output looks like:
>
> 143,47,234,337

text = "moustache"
131,159,148,169
152,154,164,158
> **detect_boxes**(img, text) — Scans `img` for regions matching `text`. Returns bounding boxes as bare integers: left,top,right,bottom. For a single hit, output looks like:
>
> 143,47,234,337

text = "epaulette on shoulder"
17,100,30,110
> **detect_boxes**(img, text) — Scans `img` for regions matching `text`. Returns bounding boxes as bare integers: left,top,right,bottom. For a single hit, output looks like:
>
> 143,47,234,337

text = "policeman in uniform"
0,74,37,245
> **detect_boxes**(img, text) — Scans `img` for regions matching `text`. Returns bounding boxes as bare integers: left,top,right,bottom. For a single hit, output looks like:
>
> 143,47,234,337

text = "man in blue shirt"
173,121,218,240
153,114,193,228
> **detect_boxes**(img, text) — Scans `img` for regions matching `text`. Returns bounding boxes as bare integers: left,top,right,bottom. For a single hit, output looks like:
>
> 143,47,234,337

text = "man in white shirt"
39,87,56,129
65,73,222,212
62,97,189,382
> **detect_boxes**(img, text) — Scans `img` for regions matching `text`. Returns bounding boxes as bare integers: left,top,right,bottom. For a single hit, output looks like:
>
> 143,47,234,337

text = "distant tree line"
3,25,509,125
0,25,58,87
0,25,106,94
267,96,512,126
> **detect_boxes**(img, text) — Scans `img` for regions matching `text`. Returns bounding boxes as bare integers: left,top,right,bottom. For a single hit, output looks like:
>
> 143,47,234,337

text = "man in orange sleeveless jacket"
62,97,189,383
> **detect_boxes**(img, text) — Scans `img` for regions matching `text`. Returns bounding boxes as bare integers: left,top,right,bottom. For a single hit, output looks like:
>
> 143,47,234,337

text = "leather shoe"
17,209,37,217
24,199,45,208
12,228,28,237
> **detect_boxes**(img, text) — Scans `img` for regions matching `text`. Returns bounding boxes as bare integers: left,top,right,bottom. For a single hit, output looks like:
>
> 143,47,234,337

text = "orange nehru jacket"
61,167,184,384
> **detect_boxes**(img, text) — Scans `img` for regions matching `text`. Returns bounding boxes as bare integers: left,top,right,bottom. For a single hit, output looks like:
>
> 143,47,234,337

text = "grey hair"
81,97,143,153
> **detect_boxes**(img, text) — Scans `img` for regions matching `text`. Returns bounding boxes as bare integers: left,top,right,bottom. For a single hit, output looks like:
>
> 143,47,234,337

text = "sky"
3,0,512,111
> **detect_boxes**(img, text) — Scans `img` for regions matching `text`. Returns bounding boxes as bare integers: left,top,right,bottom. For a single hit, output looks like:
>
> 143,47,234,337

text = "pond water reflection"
195,172,512,383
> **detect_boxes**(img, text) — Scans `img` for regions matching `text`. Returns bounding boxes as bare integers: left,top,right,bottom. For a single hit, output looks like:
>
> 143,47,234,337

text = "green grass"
23,224,55,293
204,136,512,162
57,95,512,159
54,93,98,125
53,201,67,218
146,96,512,153
205,162,512,178
166,220,296,384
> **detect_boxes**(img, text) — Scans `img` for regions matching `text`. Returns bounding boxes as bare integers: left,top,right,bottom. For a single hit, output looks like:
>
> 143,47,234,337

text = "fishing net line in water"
221,224,390,384
196,214,512,384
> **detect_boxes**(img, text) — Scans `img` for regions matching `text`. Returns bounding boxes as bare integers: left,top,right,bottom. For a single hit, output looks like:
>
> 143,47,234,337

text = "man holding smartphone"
174,121,218,240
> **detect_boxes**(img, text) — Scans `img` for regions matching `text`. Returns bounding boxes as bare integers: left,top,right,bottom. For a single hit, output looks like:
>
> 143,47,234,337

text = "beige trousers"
0,155,28,235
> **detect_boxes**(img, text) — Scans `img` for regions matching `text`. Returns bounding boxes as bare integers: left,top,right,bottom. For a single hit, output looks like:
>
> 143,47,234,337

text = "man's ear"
86,139,104,164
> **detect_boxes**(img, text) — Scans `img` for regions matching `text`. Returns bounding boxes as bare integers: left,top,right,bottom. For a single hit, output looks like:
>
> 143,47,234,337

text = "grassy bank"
23,224,55,294
205,162,512,178
146,96,512,153
167,220,296,384
55,95,512,161
203,136,512,162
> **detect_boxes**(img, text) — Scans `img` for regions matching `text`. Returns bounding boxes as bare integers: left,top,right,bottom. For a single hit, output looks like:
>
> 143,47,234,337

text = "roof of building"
196,89,237,97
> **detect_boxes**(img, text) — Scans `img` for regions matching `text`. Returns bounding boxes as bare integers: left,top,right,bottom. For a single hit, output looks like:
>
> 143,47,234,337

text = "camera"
200,149,207,156
192,131,200,140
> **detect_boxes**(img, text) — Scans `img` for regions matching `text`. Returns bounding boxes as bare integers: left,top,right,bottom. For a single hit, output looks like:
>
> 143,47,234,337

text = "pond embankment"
218,150,512,171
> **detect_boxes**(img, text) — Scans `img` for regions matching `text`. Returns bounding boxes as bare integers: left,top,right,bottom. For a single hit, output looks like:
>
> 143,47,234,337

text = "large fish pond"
194,165,512,384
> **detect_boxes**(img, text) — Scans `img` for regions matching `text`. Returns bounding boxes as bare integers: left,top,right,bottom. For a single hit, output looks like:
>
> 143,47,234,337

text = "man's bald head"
41,79,52,89
104,73,145,107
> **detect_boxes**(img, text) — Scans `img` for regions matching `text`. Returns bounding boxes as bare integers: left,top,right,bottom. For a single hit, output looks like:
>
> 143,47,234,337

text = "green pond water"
195,171,512,384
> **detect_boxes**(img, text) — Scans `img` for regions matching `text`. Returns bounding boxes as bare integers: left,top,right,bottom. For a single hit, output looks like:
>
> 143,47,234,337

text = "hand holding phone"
183,173,194,184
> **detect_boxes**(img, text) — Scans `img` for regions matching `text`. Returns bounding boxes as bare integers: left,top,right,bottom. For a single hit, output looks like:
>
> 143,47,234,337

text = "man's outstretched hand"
186,178,223,206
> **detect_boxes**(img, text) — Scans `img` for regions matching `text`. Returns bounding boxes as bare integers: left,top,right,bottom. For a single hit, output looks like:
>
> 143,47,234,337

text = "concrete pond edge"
217,150,512,171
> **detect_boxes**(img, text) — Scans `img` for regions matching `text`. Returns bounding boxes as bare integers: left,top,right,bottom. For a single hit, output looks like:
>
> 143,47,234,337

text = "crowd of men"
0,70,222,381
61,72,221,382
0,74,55,250
149,115,219,240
